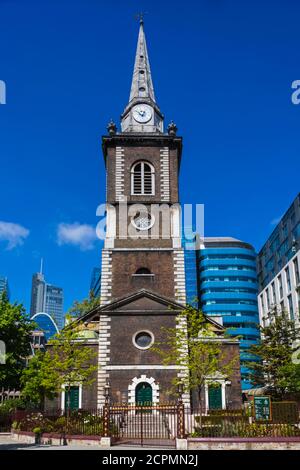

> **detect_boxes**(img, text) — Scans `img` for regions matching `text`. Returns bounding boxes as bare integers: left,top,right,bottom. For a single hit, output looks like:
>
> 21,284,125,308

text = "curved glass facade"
31,312,59,341
184,237,261,390
199,244,260,390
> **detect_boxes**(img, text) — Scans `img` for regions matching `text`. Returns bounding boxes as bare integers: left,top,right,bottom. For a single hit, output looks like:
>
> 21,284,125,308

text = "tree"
21,351,60,407
153,305,238,426
0,292,35,389
21,322,97,410
246,308,300,398
67,290,100,319
277,362,300,394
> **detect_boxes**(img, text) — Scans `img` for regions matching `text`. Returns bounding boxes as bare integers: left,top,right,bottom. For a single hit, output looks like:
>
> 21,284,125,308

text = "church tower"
100,19,186,306
96,19,188,407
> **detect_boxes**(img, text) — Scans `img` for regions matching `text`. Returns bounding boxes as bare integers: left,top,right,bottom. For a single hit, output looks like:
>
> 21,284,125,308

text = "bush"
192,421,300,438
10,410,110,436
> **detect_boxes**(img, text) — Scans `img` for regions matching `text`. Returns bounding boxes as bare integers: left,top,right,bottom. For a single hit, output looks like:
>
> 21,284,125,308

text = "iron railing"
3,401,300,440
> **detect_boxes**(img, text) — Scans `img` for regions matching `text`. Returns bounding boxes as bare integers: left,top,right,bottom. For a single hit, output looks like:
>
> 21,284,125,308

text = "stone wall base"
12,431,102,447
188,438,300,451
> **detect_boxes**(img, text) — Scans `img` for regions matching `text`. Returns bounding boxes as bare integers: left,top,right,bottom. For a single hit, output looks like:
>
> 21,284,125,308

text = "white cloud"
0,221,30,250
57,223,97,251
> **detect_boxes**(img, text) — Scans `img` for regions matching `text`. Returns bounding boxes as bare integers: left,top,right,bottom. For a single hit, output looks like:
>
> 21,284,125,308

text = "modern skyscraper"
30,261,64,330
184,237,261,390
257,193,300,327
30,271,45,316
0,276,10,300
44,284,64,330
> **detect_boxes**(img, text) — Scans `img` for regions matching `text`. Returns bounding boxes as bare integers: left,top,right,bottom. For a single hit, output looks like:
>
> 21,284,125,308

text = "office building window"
266,289,271,310
271,282,276,305
288,295,294,320
278,275,283,299
293,257,300,285
285,267,291,292
260,294,265,314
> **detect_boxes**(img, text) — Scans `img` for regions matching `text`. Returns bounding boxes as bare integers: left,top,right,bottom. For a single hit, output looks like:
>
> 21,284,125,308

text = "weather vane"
135,11,148,24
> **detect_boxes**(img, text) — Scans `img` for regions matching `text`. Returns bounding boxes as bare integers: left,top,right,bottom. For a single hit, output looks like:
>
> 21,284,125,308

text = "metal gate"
109,404,179,447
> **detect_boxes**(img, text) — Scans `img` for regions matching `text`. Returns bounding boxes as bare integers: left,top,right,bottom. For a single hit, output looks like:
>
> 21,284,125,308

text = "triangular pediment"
75,290,225,332
100,289,183,313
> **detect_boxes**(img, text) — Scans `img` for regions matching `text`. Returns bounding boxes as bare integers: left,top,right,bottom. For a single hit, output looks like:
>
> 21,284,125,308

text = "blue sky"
0,0,299,312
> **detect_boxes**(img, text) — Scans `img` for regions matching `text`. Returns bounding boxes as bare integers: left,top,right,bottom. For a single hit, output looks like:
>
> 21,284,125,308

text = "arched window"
135,268,152,275
131,161,155,196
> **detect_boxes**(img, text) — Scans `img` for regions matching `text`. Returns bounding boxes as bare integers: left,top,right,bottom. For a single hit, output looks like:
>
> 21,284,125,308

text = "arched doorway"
135,382,153,406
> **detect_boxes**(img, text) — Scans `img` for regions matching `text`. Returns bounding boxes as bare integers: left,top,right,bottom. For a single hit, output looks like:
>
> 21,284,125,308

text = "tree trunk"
198,387,203,430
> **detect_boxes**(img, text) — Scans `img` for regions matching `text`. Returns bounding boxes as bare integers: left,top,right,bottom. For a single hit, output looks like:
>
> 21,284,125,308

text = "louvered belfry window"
131,161,155,195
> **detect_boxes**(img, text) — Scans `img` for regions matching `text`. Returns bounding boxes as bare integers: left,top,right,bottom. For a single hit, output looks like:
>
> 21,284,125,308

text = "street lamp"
177,382,184,401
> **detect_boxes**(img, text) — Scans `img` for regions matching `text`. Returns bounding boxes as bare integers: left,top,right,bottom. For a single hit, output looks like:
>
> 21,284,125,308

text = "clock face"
133,105,152,123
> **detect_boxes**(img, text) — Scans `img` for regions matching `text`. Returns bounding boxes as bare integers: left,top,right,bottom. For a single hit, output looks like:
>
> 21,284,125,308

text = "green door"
65,386,80,411
135,383,153,406
208,384,222,410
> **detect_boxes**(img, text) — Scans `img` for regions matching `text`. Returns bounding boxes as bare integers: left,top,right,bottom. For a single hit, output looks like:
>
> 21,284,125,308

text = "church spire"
129,18,156,104
121,19,164,133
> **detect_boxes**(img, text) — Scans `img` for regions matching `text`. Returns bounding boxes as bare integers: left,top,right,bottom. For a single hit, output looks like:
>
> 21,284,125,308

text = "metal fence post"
177,401,185,439
103,403,110,438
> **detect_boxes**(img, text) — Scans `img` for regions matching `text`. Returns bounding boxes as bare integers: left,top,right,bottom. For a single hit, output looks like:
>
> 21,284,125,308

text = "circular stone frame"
132,330,155,350
131,213,155,231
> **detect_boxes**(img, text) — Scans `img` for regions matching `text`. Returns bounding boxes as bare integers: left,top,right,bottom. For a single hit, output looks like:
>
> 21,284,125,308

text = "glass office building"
182,230,199,307
31,312,59,341
257,193,300,291
30,267,64,330
184,236,261,390
257,193,300,327
44,284,64,330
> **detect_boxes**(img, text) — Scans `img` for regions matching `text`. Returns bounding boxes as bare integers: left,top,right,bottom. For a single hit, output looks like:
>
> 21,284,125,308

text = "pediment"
100,289,183,313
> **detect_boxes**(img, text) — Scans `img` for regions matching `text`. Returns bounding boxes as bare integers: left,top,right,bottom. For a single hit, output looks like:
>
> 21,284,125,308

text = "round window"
133,331,154,350
131,212,154,231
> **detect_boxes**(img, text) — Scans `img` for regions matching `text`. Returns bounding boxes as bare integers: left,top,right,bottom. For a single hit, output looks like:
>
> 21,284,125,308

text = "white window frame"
204,377,230,413
131,161,155,196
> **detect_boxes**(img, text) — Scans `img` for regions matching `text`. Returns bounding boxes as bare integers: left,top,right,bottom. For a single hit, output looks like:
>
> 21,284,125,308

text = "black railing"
4,401,300,440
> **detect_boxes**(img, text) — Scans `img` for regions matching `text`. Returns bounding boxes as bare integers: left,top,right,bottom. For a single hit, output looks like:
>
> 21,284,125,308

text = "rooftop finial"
136,11,147,25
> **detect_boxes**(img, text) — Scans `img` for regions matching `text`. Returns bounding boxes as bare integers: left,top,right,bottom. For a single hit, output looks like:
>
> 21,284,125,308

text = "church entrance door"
208,384,222,410
135,382,153,406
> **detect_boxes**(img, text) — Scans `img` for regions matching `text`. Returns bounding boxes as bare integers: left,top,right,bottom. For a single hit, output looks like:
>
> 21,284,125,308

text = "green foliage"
21,351,61,405
153,305,238,411
15,410,106,436
277,363,300,394
21,323,97,407
0,398,28,413
0,292,35,389
11,421,19,430
246,309,300,397
192,421,300,438
67,291,100,319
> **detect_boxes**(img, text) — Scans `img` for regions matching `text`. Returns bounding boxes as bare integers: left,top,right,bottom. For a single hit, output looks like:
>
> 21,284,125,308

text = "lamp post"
103,381,111,439
177,382,185,440
104,381,110,405
177,382,184,403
